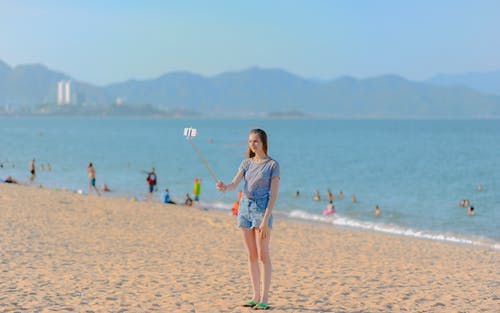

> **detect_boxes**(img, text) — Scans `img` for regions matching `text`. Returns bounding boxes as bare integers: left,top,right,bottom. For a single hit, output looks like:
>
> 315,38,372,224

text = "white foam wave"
195,199,233,211
289,210,500,250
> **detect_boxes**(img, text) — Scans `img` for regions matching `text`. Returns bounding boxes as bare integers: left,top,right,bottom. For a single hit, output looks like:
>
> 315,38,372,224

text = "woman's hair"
246,128,268,158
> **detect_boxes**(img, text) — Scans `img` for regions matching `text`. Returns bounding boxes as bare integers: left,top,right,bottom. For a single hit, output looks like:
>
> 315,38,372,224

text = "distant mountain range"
1,59,500,117
426,70,500,96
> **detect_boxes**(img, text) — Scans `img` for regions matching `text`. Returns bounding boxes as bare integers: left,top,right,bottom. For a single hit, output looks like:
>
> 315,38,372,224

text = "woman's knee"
258,250,270,264
245,245,259,262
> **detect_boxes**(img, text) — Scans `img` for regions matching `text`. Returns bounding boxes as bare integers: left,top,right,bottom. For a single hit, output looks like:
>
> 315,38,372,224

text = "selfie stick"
184,127,219,183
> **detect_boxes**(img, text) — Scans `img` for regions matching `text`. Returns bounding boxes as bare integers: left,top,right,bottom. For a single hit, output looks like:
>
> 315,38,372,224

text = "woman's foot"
242,301,257,307
254,302,270,310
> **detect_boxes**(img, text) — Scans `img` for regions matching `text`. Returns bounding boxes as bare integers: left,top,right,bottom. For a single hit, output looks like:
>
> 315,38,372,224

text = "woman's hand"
216,181,226,192
259,219,269,239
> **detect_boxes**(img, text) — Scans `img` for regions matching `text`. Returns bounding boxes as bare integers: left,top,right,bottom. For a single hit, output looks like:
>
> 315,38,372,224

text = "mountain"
103,67,317,115
426,70,500,96
314,75,500,118
105,70,500,118
0,61,110,107
1,59,500,117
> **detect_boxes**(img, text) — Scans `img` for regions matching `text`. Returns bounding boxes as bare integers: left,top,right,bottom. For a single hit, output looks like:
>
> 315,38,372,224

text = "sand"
0,184,498,312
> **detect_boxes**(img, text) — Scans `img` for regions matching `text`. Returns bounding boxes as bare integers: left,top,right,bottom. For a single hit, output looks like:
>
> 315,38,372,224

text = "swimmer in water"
326,189,333,202
313,190,320,201
323,200,335,215
338,190,344,200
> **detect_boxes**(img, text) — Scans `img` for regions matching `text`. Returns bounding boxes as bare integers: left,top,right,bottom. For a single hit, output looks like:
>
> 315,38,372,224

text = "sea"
1,117,499,249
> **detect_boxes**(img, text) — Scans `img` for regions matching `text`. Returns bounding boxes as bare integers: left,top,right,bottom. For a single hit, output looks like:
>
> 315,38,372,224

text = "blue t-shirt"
239,157,280,199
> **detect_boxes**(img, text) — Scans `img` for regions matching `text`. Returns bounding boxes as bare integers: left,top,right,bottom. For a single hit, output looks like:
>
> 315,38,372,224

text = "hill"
1,60,500,117
426,70,500,96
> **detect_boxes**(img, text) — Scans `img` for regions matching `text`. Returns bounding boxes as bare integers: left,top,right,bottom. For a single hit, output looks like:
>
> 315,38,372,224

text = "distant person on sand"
101,183,111,192
87,162,101,196
162,188,176,204
216,128,280,310
375,204,380,217
193,177,201,202
29,158,36,181
146,168,157,200
3,176,18,184
184,193,193,206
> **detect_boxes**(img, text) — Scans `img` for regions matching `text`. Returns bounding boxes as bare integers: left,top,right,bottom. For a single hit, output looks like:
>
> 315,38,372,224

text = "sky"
1,0,499,85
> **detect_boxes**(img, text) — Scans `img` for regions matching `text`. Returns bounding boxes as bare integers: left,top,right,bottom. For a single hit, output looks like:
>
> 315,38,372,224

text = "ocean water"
1,117,499,249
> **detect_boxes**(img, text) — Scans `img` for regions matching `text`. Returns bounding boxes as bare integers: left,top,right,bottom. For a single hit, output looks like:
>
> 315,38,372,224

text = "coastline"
1,184,498,312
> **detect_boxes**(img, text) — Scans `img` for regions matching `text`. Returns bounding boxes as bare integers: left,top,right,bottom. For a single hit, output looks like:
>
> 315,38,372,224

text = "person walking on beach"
29,158,36,181
87,162,101,196
146,168,157,200
216,128,280,310
193,177,201,202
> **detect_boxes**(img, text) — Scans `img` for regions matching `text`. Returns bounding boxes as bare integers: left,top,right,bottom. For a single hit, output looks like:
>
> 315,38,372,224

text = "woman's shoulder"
239,158,252,168
267,157,279,166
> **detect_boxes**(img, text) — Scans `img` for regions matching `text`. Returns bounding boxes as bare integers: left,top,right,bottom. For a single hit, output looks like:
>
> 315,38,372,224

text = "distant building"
64,81,71,104
57,81,64,105
57,80,72,105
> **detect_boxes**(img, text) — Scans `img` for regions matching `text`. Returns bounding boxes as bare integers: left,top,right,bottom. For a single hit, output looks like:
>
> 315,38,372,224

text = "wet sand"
0,184,498,312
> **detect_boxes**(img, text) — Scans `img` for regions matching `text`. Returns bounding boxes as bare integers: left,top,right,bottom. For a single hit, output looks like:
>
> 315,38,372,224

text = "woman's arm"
216,169,244,192
259,176,279,238
263,176,279,218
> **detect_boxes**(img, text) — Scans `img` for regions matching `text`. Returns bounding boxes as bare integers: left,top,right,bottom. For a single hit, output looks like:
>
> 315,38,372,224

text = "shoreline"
4,180,499,251
282,212,500,251
1,183,499,312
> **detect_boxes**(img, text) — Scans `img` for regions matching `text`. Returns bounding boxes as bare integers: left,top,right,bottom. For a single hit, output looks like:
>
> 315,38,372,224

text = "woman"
216,129,280,310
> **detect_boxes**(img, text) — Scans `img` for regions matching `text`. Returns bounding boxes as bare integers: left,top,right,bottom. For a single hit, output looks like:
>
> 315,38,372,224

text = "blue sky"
1,0,499,85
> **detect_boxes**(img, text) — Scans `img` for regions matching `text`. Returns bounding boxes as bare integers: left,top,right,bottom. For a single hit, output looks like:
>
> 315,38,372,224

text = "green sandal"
242,301,257,307
254,302,270,310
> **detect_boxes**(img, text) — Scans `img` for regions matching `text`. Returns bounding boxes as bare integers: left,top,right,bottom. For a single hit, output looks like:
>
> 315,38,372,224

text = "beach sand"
0,184,498,312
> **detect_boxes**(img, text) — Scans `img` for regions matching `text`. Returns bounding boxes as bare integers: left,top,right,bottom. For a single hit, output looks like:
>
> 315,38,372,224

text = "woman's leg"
256,229,272,304
242,228,260,302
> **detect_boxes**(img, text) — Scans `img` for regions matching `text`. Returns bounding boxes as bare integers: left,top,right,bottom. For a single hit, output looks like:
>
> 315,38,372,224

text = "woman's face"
248,133,264,154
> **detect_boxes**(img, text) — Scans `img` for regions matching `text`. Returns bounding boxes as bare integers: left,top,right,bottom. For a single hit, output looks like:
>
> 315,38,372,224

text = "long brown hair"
246,128,268,158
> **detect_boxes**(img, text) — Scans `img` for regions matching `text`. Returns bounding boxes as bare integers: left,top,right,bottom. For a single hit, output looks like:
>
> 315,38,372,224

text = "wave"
127,196,500,251
288,210,500,250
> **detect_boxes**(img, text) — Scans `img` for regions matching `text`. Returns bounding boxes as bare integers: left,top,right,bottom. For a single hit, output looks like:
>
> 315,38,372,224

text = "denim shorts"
237,196,273,229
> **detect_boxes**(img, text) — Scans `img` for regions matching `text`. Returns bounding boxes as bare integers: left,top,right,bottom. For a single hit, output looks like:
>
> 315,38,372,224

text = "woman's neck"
253,152,268,161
